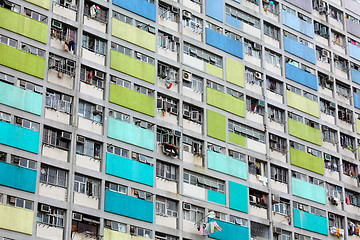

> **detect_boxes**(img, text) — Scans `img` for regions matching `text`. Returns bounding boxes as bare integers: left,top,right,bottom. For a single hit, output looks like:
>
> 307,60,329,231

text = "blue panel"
104,189,153,222
282,10,314,38
112,0,156,22
0,121,39,154
351,68,360,85
285,63,317,90
106,153,153,186
208,219,249,240
225,15,241,30
283,36,315,64
354,92,360,109
107,117,154,151
0,161,36,193
206,0,223,22
349,43,360,61
207,190,226,205
291,178,326,204
293,208,328,235
229,181,248,213
205,28,243,59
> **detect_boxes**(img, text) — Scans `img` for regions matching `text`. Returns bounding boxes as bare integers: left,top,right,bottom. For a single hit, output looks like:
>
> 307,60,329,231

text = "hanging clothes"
346,197,350,205
210,221,223,233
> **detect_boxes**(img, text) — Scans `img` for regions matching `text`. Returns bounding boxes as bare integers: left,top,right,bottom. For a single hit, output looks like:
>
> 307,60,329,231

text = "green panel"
292,177,326,204
0,204,33,235
24,0,50,9
0,7,47,43
206,63,223,79
0,44,45,79
207,190,226,205
111,18,155,52
109,83,154,116
356,118,360,134
0,81,42,115
206,109,226,141
226,57,244,87
286,90,319,117
288,118,321,145
207,150,247,180
228,132,245,147
290,148,323,175
229,181,248,213
206,87,245,117
110,50,155,84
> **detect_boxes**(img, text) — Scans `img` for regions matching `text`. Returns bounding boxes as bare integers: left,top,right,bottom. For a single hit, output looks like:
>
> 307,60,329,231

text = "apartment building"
1,0,360,239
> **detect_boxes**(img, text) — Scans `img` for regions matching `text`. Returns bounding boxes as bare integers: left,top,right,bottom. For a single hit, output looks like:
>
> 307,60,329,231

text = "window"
105,181,127,194
183,74,203,93
264,22,280,40
263,0,278,14
48,54,76,76
340,133,354,149
104,220,126,232
135,51,154,65
0,151,6,162
225,30,241,42
248,157,266,177
0,35,17,48
0,0,20,13
320,99,335,116
110,76,131,88
78,100,102,123
343,161,357,177
249,189,267,208
183,170,225,193
269,134,287,153
268,105,284,123
228,149,245,161
272,200,289,215
159,3,179,23
292,171,324,187
338,106,352,123
43,127,71,150
155,233,178,240
45,90,72,114
345,190,359,207
18,79,43,94
158,63,179,82
82,33,106,55
244,40,261,58
289,141,305,152
157,95,178,115
293,202,326,217
183,135,203,155
11,155,36,170
156,197,178,217
74,174,100,198
130,226,151,239
183,203,204,223
225,5,260,28
334,56,348,72
7,196,33,210
80,66,105,88
229,215,248,227
112,11,132,24
0,72,15,85
245,68,263,86
332,31,345,47
132,152,153,165
329,213,343,229
72,213,99,237
265,50,281,68
183,103,202,124
53,0,78,10
318,72,333,90
107,144,129,158
111,42,131,56
158,31,179,52
156,161,177,181
134,84,154,97
183,13,203,33
294,234,311,240
25,8,47,23
183,43,222,68
314,21,329,39
50,20,76,42
20,43,45,58
246,97,265,115
131,188,152,202
304,118,319,129
14,116,39,131
208,143,225,154
336,82,350,98
228,120,265,143
76,136,101,159
326,183,341,199
40,165,67,188
324,154,339,172
288,112,303,123
329,5,343,21
108,109,129,123
207,80,224,92
267,77,282,95
322,126,337,144
37,204,65,228
84,2,108,23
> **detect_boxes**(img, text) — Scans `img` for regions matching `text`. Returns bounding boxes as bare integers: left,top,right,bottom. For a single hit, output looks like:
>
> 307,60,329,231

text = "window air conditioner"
272,194,280,203
183,10,191,18
171,6,179,13
273,227,282,234
61,131,71,140
41,204,51,213
72,213,83,221
94,70,104,79
94,105,103,113
183,71,192,81
77,135,86,144
255,71,262,79
183,202,191,210
52,20,62,29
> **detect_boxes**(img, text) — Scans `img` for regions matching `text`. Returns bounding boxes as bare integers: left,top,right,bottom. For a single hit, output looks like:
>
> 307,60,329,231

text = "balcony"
288,118,321,145
104,189,153,222
81,48,105,66
77,117,103,136
292,177,326,204
183,150,203,166
156,177,177,193
42,145,68,162
47,69,73,89
79,81,103,99
285,63,317,90
44,108,70,125
73,192,99,209
286,91,319,117
0,81,42,115
209,219,249,240
0,204,33,235
293,208,328,235
206,87,245,117
282,10,314,38
283,36,315,64
75,154,100,172
112,0,156,21
103,228,150,240
106,152,153,186
205,28,243,59
0,161,36,193
0,121,39,154
36,223,63,239
229,181,248,213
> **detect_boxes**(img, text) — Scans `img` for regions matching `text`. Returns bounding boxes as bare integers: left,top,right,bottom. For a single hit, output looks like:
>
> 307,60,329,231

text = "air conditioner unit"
41,204,51,213
183,202,191,210
328,76,334,82
322,125,329,130
72,213,83,221
183,71,192,81
9,197,16,204
298,205,303,210
307,148,312,153
253,43,261,50
173,130,181,137
136,52,141,59
329,213,335,220
94,70,104,79
329,102,336,108
216,26,222,33
171,6,179,13
209,56,216,63
272,194,280,203
270,134,277,141
213,145,221,153
94,105,102,113
61,131,71,140
183,109,191,118
183,10,191,18
130,226,136,234
170,107,178,115
324,153,331,160
52,20,62,29
61,94,71,103
235,35,241,41
258,100,265,107
322,49,330,58
249,156,256,163
255,71,262,79
66,60,75,68
273,227,282,234
77,135,86,144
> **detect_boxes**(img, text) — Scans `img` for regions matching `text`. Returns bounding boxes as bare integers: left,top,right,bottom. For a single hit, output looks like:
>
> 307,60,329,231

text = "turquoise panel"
229,181,248,213
207,150,247,180
104,189,153,223
107,117,154,151
291,178,326,204
0,81,42,115
0,121,39,154
207,190,226,205
293,208,328,235
208,219,249,240
0,161,36,193
106,153,153,186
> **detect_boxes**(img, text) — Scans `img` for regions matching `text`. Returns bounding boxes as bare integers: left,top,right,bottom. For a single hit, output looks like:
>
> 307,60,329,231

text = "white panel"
82,48,106,66
314,34,329,47
242,0,260,12
45,108,70,125
183,87,202,102
316,60,331,72
156,177,177,193
328,17,344,30
72,232,95,240
249,205,267,218
155,215,177,229
42,145,68,162
182,27,202,42
338,120,353,132
183,183,205,200
265,63,282,76
80,82,104,99
182,151,203,166
269,149,286,162
340,147,355,159
344,204,360,216
183,0,201,12
39,184,67,201
267,90,283,104
336,93,351,105
264,35,280,49
48,69,74,89
75,154,101,172
158,112,178,125
158,18,179,32
158,77,179,93
332,43,346,55
324,169,339,181
323,141,337,152
183,220,200,234
246,111,264,125
183,54,204,71
272,213,289,225
53,4,77,21
263,11,279,22
182,119,202,134
243,24,261,39
271,179,288,193
246,139,266,154
73,192,99,209
343,174,358,187
50,39,65,51
78,117,103,135
319,112,335,125
245,82,263,95
158,47,178,62
36,224,64,240
267,120,284,132
244,54,261,67
84,17,107,33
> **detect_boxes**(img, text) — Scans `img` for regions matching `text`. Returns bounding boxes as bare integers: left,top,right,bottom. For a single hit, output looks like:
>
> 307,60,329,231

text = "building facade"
0,0,360,239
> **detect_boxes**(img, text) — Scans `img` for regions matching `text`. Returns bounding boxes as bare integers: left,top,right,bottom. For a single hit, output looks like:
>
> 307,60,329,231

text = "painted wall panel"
107,117,154,151
24,0,49,9
285,0,312,12
226,57,244,87
283,36,315,64
0,44,45,79
229,181,248,213
292,177,326,204
0,7,47,43
346,19,360,38
207,150,247,180
205,0,223,22
228,132,245,147
109,83,154,116
205,28,243,59
351,68,360,85
282,10,314,38
286,90,319,117
106,152,153,186
0,161,36,193
344,0,360,16
285,63,317,90
288,118,321,145
112,0,156,21
206,110,226,141
206,87,245,117
104,189,153,222
354,92,360,109
0,204,33,235
225,14,241,29
111,18,155,52
290,148,323,175
293,208,328,235
349,43,360,61
207,190,226,205
356,119,360,134
208,219,249,240
0,121,39,154
0,81,42,115
206,63,223,79
110,50,155,84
